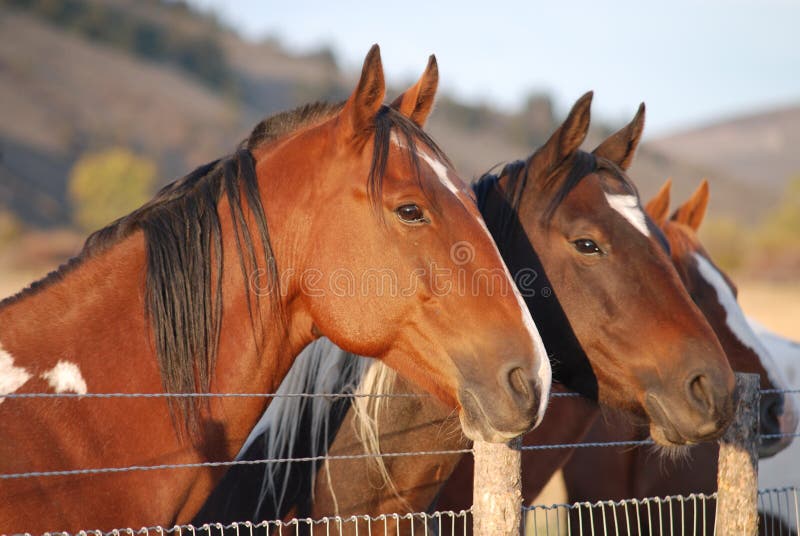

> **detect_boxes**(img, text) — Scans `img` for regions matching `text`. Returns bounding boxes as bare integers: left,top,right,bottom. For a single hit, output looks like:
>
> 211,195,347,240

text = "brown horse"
0,48,552,533
561,179,797,534
308,175,788,534
196,92,737,533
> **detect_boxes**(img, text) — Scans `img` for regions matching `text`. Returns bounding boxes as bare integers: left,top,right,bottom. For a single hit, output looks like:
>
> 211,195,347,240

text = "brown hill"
650,106,800,191
0,1,790,231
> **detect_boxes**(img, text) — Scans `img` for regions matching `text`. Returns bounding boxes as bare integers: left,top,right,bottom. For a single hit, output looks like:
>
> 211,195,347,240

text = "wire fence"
523,487,799,535
2,387,795,480
3,382,798,534
11,510,472,536
11,488,797,536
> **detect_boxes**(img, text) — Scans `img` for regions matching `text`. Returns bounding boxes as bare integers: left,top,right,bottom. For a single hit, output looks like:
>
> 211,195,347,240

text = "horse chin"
457,392,531,443
759,437,788,459
649,422,690,447
458,410,526,443
760,400,799,458
648,426,693,462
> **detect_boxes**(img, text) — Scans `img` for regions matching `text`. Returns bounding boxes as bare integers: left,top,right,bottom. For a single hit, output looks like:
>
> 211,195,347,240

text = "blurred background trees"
67,147,156,232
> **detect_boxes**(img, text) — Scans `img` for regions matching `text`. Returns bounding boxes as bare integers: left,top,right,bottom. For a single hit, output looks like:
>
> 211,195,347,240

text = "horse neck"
0,227,305,439
474,173,596,397
0,235,157,395
0,224,314,527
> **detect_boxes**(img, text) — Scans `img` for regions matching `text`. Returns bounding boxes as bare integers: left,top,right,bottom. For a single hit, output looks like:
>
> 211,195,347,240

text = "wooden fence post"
472,438,522,535
716,372,760,535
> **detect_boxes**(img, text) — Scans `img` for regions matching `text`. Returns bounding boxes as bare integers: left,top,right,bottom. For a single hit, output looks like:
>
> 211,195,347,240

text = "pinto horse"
561,180,798,534
0,48,552,534
193,92,736,532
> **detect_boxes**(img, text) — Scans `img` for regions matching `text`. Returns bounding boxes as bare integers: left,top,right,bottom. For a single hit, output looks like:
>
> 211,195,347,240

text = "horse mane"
348,361,412,509
212,343,406,521
1,101,446,437
248,338,370,520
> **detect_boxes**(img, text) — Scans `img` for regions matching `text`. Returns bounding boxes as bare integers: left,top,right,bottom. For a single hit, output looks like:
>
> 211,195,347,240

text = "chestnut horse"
561,180,797,534
0,48,552,534
193,93,736,533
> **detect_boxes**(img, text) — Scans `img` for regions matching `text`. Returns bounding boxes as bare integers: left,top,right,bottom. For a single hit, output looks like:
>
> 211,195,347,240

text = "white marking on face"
41,360,87,395
694,253,797,430
0,344,32,404
415,149,461,196
604,193,650,237
391,133,551,417
391,132,463,197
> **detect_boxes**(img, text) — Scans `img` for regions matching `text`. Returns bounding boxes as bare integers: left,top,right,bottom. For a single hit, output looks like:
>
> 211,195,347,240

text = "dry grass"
738,281,800,340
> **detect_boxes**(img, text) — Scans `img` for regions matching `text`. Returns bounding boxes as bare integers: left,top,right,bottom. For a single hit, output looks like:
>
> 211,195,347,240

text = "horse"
193,92,738,534
307,178,791,536
755,320,800,533
0,47,552,534
560,179,798,534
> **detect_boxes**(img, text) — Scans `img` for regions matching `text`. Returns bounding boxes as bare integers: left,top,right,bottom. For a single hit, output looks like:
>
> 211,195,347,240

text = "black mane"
1,101,447,437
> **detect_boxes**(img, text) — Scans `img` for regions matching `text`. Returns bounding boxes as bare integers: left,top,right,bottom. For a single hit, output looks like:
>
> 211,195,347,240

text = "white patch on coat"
41,360,87,394
0,344,32,404
694,254,797,430
604,193,650,237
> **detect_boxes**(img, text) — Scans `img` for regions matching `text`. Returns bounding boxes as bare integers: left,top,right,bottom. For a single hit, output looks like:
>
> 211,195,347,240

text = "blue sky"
189,0,800,136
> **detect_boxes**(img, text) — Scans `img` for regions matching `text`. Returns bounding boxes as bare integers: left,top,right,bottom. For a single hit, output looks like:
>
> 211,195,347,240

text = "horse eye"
572,238,603,256
396,204,426,224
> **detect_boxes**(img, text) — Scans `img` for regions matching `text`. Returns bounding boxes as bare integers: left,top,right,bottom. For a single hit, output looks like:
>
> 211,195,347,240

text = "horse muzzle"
457,362,548,443
645,370,735,446
759,391,798,458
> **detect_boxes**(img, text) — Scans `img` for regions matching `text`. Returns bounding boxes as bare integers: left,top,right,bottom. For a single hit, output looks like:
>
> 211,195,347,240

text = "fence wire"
4,388,799,534
20,488,798,536
2,389,798,481
522,487,799,535
10,510,472,536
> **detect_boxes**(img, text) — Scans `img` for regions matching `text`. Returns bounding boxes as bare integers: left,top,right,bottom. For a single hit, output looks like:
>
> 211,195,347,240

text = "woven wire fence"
14,510,471,536
3,388,799,535
522,487,799,536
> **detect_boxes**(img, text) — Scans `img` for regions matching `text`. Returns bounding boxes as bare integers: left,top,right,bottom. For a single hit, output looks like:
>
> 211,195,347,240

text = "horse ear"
341,44,386,138
645,178,672,227
671,179,710,231
391,55,438,127
593,103,645,170
526,91,593,181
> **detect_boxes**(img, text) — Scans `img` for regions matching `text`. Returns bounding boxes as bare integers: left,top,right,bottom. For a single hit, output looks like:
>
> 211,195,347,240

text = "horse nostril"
508,367,532,400
761,394,784,434
687,373,715,414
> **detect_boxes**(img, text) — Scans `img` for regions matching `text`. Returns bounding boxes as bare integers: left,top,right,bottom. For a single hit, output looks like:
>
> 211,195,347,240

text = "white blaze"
0,344,31,404
391,132,462,197
415,149,461,196
41,360,87,395
694,253,796,429
604,193,650,237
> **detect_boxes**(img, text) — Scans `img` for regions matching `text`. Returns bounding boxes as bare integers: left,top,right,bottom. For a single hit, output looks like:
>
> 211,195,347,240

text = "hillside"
650,105,800,191
0,1,793,232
